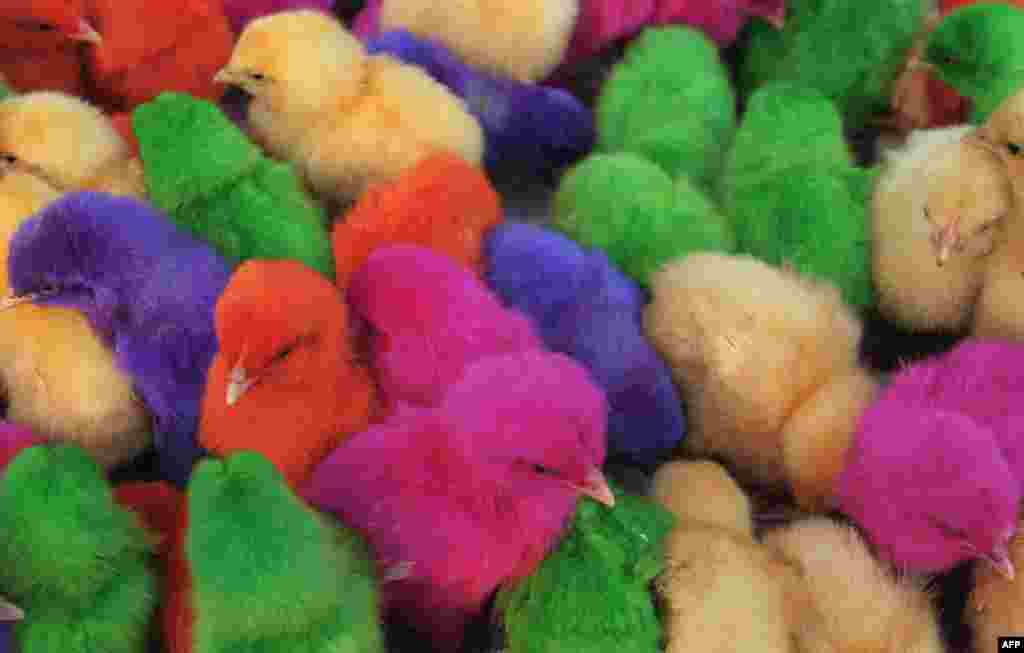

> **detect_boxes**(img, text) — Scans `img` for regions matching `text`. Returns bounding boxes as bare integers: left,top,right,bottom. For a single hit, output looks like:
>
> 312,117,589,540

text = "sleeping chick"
644,252,878,511
376,0,579,83
0,91,145,197
216,9,483,206
650,460,800,653
872,124,1013,332
968,511,1024,652
763,518,944,653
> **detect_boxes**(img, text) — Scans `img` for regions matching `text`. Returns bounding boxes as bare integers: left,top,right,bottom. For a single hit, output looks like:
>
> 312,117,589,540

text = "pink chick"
650,0,786,46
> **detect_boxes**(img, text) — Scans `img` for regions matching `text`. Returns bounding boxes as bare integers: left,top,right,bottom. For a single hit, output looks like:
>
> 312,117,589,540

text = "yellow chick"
216,10,484,206
643,252,878,511
650,460,801,653
377,0,579,83
971,199,1024,340
968,512,1024,652
764,518,944,653
0,166,151,468
872,125,1013,333
0,92,145,198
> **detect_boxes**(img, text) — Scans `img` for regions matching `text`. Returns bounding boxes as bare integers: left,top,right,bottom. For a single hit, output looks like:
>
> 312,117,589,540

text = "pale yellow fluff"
764,518,944,653
972,200,1024,340
378,0,578,83
0,169,151,468
224,10,483,205
968,514,1024,652
643,252,876,510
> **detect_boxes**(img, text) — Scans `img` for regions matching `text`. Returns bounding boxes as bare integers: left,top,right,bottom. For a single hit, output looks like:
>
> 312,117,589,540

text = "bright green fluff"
925,2,1024,124
738,0,925,129
553,152,736,287
187,451,384,653
133,92,335,279
596,26,736,188
0,444,157,653
495,482,675,653
717,83,876,308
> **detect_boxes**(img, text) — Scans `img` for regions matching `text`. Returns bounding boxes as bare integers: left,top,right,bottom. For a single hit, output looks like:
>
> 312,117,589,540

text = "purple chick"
220,0,337,34
347,244,543,409
302,349,614,652
2,192,233,487
483,221,686,466
364,30,595,175
0,597,22,653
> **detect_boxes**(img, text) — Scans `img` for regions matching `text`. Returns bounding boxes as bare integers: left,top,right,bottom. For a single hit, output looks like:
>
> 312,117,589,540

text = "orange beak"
572,468,616,508
226,365,256,406
68,18,102,45
934,220,960,267
0,293,37,311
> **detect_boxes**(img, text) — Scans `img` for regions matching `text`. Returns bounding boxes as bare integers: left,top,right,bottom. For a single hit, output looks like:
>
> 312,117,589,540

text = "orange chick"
199,259,378,489
332,151,502,286
0,0,100,96
968,511,1024,652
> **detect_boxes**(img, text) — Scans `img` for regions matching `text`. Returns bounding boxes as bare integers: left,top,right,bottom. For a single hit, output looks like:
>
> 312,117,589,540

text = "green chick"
495,481,676,653
0,444,157,653
596,26,736,188
133,92,335,279
924,2,1024,124
187,451,384,653
739,0,925,129
717,82,877,309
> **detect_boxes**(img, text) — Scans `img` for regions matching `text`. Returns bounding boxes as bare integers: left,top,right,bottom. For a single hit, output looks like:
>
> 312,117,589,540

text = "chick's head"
974,87,1024,194
1,0,100,47
650,460,753,536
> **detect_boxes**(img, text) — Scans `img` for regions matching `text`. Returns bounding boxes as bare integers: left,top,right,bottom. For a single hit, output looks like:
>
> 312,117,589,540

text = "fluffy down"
968,512,1024,653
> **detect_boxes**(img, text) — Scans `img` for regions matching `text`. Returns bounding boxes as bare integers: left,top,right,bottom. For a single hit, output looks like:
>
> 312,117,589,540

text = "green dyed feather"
133,92,335,279
0,444,156,653
495,482,675,653
596,26,736,187
924,2,1024,123
739,0,925,129
553,152,736,287
187,451,384,653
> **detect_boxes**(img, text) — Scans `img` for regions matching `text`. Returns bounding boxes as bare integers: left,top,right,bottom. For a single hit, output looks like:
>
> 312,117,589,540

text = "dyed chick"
495,480,674,653
968,511,1024,652
0,91,146,197
182,452,384,653
0,443,156,653
332,151,502,287
0,0,99,96
302,350,612,652
644,252,878,511
221,0,337,33
133,92,334,279
3,192,233,486
484,221,686,466
763,518,944,653
0,154,150,469
872,125,1013,332
217,9,483,205
0,420,49,469
200,259,378,489
348,245,542,410
650,460,801,653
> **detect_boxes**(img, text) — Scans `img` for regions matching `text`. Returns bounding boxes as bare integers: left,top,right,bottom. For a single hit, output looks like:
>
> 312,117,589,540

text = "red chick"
0,0,100,96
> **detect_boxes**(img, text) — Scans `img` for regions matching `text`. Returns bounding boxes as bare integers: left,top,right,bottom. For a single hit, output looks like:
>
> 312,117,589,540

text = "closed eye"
530,463,564,478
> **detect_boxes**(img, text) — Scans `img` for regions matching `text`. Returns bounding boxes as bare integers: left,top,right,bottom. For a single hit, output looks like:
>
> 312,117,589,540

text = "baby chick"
644,252,878,510
216,9,483,206
872,124,1013,332
0,92,145,197
650,460,800,653
968,511,1024,652
763,518,945,653
973,202,1024,340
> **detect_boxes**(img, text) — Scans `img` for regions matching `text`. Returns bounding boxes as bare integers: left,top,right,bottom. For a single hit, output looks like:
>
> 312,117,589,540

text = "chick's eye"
1,155,16,165
531,463,562,478
271,343,296,363
249,72,266,81
1007,142,1022,156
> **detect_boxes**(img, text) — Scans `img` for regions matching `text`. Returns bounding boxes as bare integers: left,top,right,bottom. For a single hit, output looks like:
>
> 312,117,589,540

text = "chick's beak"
226,365,256,406
573,468,616,508
0,598,22,621
760,7,786,29
0,293,38,311
69,19,102,45
213,67,238,85
985,542,1016,581
934,221,960,267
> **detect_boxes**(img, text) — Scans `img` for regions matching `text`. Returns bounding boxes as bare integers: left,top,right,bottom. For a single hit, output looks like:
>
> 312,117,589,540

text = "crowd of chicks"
3,0,1024,652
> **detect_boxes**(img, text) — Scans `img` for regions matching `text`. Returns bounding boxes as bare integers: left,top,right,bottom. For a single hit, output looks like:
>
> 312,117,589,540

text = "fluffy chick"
650,460,800,653
0,92,145,197
376,0,579,83
0,0,99,96
644,252,878,510
968,511,1024,651
872,124,1013,332
216,9,483,205
973,200,1024,340
763,518,944,653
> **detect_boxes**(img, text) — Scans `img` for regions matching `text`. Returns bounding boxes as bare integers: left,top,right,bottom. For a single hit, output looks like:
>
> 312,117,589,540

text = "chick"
644,252,878,510
968,512,1024,652
0,0,100,96
0,92,145,197
872,124,1013,332
763,518,944,653
650,460,800,653
216,10,483,205
376,0,579,83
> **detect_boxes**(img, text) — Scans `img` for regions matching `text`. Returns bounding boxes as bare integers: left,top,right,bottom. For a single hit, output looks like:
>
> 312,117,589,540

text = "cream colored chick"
643,253,878,511
0,167,151,468
968,512,1024,652
378,0,579,83
872,125,1013,333
764,518,944,653
216,10,484,206
0,92,145,198
651,460,801,653
971,198,1024,340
